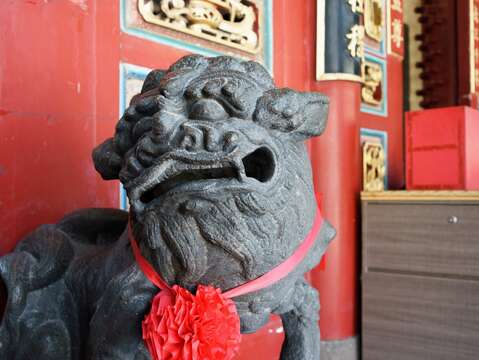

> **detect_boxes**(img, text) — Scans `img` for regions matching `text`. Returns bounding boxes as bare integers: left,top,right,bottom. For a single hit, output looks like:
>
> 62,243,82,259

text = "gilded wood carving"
363,141,386,192
138,0,261,53
361,60,383,105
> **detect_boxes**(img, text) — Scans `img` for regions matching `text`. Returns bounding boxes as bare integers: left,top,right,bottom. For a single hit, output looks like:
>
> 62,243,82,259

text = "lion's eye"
189,99,229,121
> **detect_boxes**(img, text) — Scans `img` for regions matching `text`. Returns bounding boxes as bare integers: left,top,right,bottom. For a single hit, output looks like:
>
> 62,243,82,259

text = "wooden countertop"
361,191,479,201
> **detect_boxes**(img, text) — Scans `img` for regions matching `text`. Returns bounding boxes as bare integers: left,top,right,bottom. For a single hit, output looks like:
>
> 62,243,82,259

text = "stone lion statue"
0,55,335,359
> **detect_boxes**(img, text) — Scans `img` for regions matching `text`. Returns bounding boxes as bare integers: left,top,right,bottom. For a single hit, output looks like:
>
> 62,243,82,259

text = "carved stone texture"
0,55,335,359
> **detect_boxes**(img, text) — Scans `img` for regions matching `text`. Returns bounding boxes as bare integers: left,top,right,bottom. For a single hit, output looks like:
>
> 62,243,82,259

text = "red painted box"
406,106,479,190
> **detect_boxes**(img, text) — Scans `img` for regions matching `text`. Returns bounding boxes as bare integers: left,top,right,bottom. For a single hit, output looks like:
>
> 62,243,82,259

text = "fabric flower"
130,208,323,360
142,285,241,360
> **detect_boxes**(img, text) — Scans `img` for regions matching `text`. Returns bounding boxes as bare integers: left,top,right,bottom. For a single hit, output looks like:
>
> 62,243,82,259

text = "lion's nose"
188,98,229,121
179,123,240,153
179,123,221,152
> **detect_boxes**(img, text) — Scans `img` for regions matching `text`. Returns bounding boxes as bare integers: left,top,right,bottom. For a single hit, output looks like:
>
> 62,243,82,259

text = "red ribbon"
129,208,323,360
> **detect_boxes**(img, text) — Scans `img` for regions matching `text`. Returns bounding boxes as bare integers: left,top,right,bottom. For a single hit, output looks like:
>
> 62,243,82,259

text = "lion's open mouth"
140,166,237,204
242,147,275,183
138,146,275,207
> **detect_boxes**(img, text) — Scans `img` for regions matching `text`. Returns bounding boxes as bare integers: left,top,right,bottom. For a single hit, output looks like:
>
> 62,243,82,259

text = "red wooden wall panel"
0,0,406,353
0,1,309,356
359,55,405,189
0,0,101,254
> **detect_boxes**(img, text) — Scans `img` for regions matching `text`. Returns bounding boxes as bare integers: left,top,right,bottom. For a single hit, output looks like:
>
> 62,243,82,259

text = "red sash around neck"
129,208,323,360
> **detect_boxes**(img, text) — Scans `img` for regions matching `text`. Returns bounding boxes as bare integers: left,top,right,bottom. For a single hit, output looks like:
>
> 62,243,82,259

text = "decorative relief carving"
391,17,403,48
363,142,386,192
348,0,364,13
361,59,383,105
473,0,479,93
346,24,365,58
364,0,383,42
138,0,260,53
390,0,402,12
387,0,403,57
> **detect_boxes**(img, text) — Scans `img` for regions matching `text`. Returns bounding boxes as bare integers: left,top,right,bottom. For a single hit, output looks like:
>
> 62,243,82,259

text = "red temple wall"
0,0,405,352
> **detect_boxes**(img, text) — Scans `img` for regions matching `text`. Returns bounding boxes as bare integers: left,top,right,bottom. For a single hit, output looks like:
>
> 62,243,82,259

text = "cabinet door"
362,202,479,277
362,272,479,360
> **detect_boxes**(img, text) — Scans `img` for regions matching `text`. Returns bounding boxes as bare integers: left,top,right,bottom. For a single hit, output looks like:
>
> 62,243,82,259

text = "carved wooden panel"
362,142,386,191
387,0,404,57
121,0,271,68
138,0,260,54
473,0,479,93
362,59,383,106
414,0,475,108
414,0,458,108
360,128,389,189
361,54,387,116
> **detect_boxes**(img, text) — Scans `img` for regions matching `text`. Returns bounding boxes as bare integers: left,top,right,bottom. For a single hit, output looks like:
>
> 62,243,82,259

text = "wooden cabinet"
361,191,479,360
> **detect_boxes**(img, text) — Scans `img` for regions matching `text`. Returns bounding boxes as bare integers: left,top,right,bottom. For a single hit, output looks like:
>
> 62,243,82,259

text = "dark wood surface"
362,202,479,278
362,196,479,359
362,272,479,360
415,0,458,108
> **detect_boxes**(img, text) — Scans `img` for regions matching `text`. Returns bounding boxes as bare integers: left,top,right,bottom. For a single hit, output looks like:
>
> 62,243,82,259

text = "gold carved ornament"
364,0,383,42
363,142,386,192
349,0,364,14
361,60,383,105
346,24,365,59
138,0,260,54
391,0,402,13
473,1,479,92
391,18,403,48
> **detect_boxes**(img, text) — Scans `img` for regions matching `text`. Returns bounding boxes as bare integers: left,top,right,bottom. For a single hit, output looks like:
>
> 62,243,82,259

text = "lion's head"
92,55,329,292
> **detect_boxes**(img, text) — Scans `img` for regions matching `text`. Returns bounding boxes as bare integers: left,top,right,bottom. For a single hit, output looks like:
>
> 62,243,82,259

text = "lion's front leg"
87,264,156,359
278,280,320,360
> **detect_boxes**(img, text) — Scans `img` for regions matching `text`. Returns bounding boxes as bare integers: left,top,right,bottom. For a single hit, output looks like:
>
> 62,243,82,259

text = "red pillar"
310,81,361,340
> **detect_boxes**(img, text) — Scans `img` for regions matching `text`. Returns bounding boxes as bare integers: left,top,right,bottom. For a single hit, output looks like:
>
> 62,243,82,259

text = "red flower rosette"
130,207,324,360
142,284,241,360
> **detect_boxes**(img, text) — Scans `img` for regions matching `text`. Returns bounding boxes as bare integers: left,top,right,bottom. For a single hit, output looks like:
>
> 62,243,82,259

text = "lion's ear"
141,69,167,94
92,138,123,180
253,88,329,141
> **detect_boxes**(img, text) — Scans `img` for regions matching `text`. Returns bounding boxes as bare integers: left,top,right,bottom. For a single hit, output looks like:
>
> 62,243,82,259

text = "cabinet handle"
448,216,459,224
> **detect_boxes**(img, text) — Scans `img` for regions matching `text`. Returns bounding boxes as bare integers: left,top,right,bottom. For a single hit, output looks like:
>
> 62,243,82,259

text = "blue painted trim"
364,35,386,58
360,54,388,117
360,128,389,189
120,0,274,72
118,63,152,210
263,0,274,72
119,184,128,210
119,63,152,119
